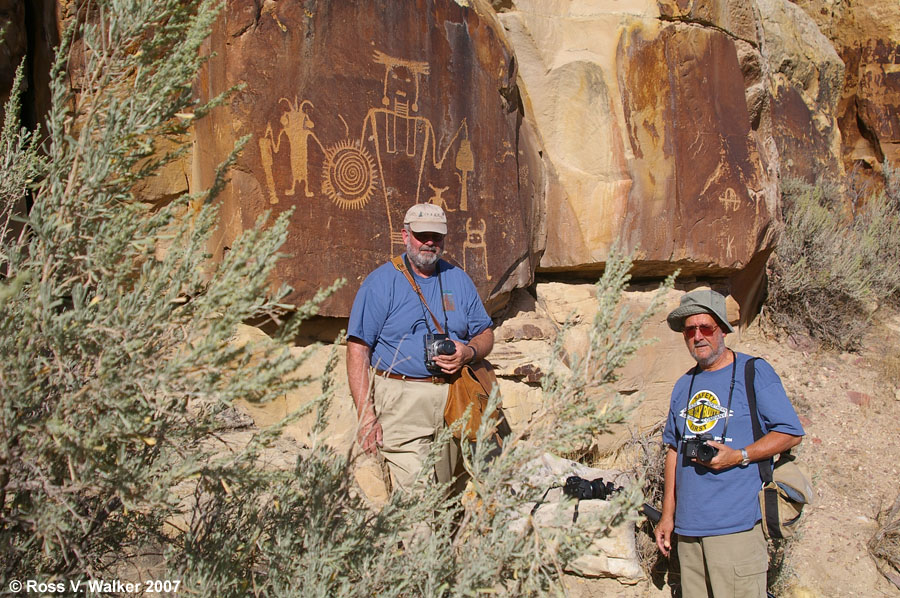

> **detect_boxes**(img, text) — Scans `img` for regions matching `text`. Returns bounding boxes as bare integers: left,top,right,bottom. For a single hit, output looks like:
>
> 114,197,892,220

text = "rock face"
18,0,893,324
757,0,846,184
496,0,785,323
0,1,62,132
194,0,539,315
791,0,900,174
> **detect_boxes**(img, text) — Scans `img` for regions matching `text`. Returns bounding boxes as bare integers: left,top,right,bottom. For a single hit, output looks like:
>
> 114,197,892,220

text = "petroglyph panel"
620,24,773,267
195,0,534,315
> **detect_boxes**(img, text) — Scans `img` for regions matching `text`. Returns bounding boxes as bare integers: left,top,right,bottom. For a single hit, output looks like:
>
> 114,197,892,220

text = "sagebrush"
0,1,670,595
766,168,900,350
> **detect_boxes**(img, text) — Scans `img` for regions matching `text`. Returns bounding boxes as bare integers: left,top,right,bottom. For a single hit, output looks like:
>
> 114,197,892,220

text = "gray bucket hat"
666,289,735,333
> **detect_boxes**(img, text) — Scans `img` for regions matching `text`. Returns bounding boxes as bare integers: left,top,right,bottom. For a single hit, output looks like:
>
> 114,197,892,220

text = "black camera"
424,333,456,374
563,475,618,500
683,433,719,462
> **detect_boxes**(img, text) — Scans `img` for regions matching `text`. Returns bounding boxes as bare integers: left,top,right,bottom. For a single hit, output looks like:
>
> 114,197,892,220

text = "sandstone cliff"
3,0,897,320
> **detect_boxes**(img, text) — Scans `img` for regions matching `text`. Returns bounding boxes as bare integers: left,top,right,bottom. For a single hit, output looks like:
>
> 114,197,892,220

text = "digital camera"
682,433,719,462
424,333,455,374
563,475,618,500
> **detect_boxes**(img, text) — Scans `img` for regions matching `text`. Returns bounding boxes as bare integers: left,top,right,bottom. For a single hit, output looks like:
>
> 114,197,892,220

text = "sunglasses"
683,324,718,338
411,230,445,244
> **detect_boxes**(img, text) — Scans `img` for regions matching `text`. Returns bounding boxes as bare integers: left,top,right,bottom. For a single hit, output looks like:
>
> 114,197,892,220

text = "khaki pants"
372,374,463,492
677,523,768,598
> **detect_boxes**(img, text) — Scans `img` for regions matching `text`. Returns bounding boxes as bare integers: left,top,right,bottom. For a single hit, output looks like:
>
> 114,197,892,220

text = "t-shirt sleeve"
753,359,805,436
662,383,681,448
347,272,389,348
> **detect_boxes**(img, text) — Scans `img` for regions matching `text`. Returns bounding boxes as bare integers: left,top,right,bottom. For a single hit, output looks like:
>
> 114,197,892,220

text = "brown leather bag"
445,360,505,442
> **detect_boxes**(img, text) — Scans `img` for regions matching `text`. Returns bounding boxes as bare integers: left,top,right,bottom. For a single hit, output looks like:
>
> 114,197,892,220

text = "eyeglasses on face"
682,324,718,338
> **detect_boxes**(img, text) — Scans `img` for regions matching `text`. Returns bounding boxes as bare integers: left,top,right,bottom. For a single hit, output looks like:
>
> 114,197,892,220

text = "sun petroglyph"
322,140,378,210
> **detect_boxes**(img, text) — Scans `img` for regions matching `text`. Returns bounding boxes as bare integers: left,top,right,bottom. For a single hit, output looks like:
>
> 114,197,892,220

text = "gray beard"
692,341,726,370
407,242,442,270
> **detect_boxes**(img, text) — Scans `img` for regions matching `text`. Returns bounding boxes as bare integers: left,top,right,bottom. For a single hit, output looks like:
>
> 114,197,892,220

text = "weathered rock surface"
195,0,538,316
757,0,846,184
496,0,783,324
791,0,900,174
0,1,64,131
14,0,895,327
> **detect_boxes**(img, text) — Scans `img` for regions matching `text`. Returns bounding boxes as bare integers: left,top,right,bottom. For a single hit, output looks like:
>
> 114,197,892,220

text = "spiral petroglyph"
322,140,377,210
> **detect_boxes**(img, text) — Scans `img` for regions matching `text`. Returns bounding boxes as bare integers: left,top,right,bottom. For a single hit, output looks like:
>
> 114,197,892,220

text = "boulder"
507,453,644,581
194,0,539,316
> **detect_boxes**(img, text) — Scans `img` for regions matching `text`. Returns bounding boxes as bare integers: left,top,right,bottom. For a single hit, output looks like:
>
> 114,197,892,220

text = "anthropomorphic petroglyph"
260,98,320,204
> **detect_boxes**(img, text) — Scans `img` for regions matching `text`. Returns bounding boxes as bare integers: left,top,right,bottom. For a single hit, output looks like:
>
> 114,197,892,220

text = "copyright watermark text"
7,579,181,594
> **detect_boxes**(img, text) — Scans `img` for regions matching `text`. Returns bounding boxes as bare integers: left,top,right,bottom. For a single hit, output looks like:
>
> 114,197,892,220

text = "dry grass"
874,351,900,397
616,423,678,592
868,493,900,590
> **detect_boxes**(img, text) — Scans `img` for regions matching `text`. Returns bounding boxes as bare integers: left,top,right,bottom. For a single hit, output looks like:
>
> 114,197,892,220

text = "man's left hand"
693,440,742,471
433,340,473,376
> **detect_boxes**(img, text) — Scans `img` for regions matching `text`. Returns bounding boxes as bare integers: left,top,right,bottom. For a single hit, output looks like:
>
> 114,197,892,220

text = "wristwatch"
740,448,750,467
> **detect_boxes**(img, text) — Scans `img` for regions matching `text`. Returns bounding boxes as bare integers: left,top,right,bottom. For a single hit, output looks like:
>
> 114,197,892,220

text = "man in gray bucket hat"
655,289,805,597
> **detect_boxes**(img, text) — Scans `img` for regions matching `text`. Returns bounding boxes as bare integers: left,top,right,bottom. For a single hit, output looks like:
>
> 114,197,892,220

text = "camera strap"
392,254,449,335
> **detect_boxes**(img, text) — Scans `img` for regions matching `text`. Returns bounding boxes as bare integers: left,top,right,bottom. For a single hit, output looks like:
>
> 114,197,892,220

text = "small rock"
847,391,872,407
512,363,543,383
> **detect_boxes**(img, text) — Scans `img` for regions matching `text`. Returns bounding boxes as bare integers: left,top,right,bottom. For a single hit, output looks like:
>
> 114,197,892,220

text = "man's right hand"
654,515,674,557
357,402,383,456
347,338,381,455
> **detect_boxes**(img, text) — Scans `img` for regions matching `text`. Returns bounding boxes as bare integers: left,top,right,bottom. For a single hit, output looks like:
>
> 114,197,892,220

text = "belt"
374,369,449,385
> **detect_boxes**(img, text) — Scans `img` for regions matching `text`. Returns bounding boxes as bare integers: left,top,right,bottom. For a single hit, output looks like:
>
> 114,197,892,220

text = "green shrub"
0,1,670,595
766,169,900,350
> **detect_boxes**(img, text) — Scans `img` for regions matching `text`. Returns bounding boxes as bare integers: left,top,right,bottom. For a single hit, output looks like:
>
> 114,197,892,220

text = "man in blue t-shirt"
346,203,494,492
655,289,804,598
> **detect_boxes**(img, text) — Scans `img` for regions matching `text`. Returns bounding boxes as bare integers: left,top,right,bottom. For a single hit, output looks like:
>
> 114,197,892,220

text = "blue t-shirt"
347,256,493,378
662,352,805,537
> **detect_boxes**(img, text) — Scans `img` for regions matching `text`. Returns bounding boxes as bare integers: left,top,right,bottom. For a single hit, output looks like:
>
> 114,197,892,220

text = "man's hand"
696,431,803,470
357,402,383,456
654,515,674,557
694,440,742,470
433,340,474,375
432,328,493,376
347,338,382,455
657,446,678,557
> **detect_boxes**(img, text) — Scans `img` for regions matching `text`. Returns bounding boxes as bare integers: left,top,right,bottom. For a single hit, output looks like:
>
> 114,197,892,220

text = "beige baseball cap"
404,203,447,235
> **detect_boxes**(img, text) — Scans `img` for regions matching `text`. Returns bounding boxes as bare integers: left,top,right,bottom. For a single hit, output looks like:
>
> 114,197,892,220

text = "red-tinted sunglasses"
683,324,718,338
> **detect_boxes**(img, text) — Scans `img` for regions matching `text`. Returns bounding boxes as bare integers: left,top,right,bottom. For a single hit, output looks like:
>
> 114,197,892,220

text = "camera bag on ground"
510,453,643,580
391,255,508,443
745,358,815,540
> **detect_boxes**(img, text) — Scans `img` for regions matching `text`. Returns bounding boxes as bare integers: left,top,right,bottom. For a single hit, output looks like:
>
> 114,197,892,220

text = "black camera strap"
720,351,738,442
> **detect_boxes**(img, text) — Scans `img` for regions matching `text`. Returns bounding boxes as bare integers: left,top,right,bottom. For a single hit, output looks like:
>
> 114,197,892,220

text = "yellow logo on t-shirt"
679,390,732,434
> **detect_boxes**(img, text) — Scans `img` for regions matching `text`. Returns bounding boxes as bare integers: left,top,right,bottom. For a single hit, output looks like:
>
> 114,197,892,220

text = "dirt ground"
566,307,900,598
